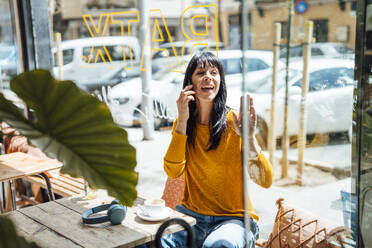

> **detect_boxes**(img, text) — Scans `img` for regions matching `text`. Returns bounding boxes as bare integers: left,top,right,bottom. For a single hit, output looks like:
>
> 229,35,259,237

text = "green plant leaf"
0,69,138,206
0,216,40,248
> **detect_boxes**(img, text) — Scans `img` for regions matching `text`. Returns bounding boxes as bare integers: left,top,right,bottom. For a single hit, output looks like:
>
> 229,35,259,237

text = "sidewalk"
267,144,351,175
126,127,351,239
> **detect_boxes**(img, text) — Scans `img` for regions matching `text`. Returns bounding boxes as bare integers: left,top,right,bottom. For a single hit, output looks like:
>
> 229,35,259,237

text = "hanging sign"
295,0,309,15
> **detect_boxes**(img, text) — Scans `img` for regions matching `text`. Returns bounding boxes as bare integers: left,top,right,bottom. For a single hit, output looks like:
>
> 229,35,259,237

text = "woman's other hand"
175,85,195,135
233,96,260,156
232,96,257,138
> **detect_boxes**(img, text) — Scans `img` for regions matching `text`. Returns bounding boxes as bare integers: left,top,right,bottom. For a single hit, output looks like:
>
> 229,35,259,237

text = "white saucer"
136,207,173,221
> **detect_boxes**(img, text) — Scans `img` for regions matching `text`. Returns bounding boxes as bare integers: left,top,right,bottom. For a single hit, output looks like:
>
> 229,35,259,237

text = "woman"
162,52,273,248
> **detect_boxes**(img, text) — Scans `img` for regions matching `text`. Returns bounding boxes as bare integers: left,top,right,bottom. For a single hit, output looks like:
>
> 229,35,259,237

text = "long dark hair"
183,52,229,151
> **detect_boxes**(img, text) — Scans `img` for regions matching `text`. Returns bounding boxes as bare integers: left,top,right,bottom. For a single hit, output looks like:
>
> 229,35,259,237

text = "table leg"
38,173,55,201
9,179,16,210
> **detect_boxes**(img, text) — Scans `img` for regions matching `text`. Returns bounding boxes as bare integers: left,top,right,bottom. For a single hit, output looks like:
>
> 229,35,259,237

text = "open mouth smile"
201,85,214,90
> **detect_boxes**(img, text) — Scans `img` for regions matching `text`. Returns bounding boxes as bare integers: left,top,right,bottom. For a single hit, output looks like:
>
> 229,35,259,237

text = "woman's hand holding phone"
175,85,195,135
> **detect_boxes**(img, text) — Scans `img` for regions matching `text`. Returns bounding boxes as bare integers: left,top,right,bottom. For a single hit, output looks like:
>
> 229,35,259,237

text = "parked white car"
108,50,281,128
227,58,355,148
108,68,184,128
52,36,141,86
280,42,355,60
217,49,284,91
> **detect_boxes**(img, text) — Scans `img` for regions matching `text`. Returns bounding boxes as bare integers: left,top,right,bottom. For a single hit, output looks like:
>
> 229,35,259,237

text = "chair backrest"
161,174,184,210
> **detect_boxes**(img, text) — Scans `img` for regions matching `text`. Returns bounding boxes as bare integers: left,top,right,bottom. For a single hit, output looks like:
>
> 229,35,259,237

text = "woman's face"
191,62,221,102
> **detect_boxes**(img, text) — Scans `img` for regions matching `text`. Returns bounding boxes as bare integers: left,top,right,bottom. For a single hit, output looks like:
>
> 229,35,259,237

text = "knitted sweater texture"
164,110,274,220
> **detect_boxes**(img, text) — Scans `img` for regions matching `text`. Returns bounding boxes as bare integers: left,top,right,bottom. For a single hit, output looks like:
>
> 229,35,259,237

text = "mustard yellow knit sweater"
164,110,273,221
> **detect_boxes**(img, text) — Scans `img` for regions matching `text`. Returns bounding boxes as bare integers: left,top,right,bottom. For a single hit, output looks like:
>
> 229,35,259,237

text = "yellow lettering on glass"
79,5,219,72
82,14,113,65
181,5,219,66
140,9,182,73
191,15,208,36
152,19,165,42
111,11,140,69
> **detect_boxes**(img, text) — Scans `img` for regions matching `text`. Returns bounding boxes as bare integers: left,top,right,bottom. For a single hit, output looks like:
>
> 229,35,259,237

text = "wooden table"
3,190,196,247
0,152,63,210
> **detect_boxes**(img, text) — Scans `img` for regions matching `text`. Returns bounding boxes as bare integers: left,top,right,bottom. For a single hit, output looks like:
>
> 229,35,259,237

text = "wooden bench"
1,124,86,207
25,173,85,199
3,173,85,211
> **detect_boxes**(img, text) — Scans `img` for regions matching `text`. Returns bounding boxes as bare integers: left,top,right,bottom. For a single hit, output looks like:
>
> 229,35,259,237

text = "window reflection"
0,0,368,246
0,0,21,106
49,0,360,245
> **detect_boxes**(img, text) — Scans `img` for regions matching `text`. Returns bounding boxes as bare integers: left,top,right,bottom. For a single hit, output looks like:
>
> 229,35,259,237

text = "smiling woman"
161,52,274,247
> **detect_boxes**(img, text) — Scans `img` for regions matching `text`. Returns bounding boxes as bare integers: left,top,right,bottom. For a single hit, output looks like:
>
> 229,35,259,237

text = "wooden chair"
25,173,85,199
161,175,184,210
1,123,85,209
160,175,267,247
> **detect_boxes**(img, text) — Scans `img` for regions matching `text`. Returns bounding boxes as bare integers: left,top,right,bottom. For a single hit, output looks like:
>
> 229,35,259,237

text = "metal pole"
297,21,313,186
218,0,223,43
49,0,54,44
281,0,293,179
269,23,281,164
0,182,5,213
56,32,63,80
241,0,254,245
139,0,154,140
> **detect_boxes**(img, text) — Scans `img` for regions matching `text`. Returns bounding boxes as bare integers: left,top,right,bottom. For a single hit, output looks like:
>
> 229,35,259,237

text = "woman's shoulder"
225,108,237,129
226,108,239,120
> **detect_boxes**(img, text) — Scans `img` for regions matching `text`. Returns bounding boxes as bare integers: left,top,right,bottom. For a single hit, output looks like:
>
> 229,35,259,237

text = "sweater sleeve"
164,119,188,179
249,151,274,188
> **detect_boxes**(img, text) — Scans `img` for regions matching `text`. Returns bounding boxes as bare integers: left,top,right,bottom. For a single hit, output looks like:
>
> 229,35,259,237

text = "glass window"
334,44,355,55
312,19,329,42
246,58,269,71
46,0,362,245
0,0,22,106
279,21,288,39
82,45,134,63
221,58,241,74
292,46,303,57
280,45,303,58
293,67,354,91
53,49,74,66
311,47,324,56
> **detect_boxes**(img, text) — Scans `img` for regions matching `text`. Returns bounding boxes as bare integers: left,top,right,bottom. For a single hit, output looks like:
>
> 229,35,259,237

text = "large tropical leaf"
0,215,40,248
0,69,138,206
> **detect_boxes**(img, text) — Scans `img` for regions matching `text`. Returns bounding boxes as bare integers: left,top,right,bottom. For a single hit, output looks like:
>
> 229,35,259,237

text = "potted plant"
0,69,138,247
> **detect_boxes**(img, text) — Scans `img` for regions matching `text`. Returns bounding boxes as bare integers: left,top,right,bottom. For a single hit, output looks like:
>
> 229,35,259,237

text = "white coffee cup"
143,198,166,217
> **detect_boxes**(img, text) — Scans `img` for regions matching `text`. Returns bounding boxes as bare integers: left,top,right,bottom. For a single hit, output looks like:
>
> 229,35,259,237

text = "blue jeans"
161,205,259,248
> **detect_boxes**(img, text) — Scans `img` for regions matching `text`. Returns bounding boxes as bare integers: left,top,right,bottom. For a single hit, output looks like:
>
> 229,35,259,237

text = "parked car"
108,50,281,128
280,42,355,60
217,49,285,91
227,58,355,148
108,67,185,129
151,40,224,73
78,65,154,93
52,36,141,87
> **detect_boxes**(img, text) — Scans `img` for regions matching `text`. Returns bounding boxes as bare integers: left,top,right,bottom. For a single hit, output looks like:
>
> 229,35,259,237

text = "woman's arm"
164,120,188,179
232,96,274,188
164,85,195,178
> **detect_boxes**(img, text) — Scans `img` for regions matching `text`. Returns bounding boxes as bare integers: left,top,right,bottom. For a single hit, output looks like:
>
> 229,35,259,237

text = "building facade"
54,0,219,46
218,0,356,50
